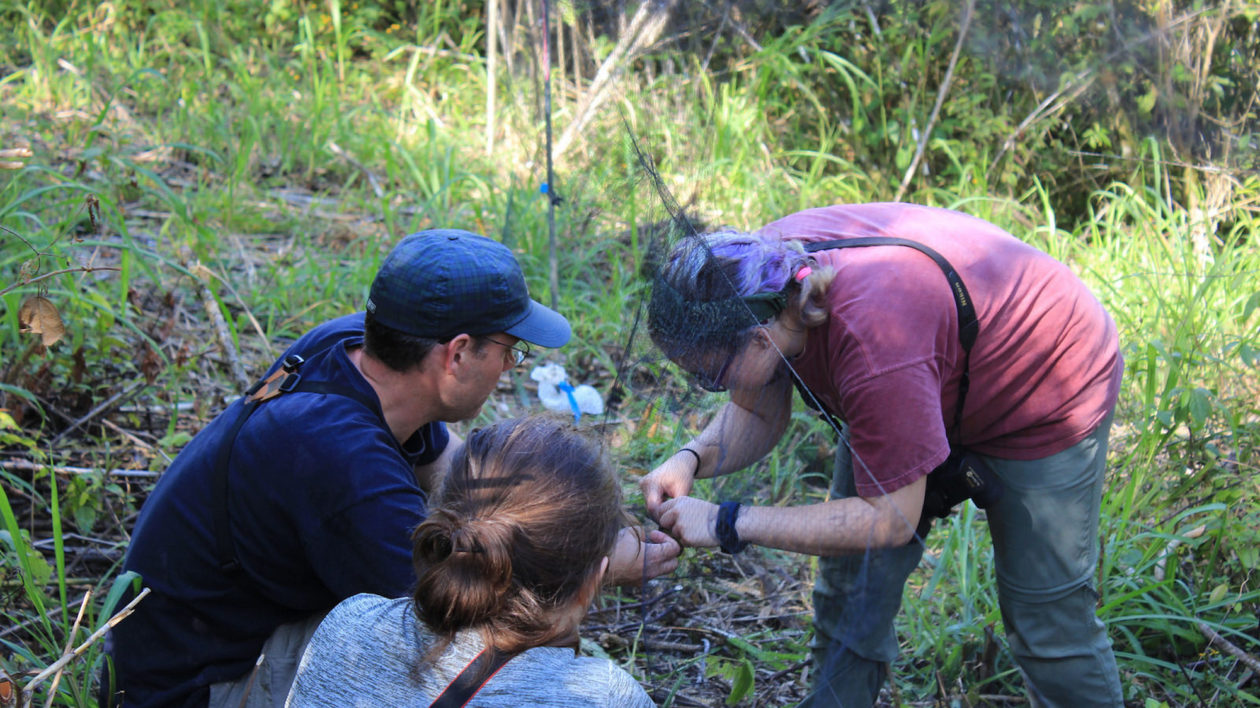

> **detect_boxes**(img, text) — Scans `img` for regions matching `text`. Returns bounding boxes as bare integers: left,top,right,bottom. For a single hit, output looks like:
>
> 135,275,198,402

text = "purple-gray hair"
647,229,810,356
700,229,808,296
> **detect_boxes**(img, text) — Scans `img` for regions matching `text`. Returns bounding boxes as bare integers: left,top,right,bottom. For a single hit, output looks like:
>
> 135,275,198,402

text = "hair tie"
794,266,812,282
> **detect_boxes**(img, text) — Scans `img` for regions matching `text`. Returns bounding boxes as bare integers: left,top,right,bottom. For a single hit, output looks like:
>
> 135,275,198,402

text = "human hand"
640,453,698,521
657,496,720,548
607,527,682,587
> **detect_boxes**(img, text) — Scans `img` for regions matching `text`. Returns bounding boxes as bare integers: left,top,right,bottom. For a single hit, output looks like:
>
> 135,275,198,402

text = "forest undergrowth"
2,1,1259,706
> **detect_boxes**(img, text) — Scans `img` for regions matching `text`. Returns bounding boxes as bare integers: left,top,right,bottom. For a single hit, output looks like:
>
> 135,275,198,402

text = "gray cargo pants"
803,415,1122,707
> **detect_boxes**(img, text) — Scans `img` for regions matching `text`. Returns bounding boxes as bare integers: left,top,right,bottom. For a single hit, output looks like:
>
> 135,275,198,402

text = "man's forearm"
735,476,927,555
690,379,792,478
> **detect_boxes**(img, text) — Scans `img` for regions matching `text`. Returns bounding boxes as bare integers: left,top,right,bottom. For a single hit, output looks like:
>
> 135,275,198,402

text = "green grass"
2,1,1258,705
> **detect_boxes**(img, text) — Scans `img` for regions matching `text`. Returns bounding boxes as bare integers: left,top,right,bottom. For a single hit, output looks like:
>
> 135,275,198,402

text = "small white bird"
529,363,604,422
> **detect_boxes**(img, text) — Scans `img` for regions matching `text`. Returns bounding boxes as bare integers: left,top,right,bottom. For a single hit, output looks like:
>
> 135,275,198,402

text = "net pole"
542,0,559,310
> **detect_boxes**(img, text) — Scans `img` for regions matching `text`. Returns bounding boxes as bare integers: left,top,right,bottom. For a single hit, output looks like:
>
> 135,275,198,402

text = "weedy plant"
2,0,1258,706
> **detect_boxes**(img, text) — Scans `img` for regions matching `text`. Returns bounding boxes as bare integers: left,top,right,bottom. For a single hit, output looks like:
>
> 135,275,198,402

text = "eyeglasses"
483,336,531,366
688,347,737,393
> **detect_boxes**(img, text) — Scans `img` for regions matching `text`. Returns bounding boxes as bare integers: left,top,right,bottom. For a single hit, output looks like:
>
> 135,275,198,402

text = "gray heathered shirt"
285,594,655,707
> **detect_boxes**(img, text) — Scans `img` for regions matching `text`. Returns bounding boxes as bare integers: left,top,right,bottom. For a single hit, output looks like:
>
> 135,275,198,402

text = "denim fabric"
804,416,1121,707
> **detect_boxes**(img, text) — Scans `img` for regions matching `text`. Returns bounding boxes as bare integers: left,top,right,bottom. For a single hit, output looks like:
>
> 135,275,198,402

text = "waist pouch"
915,449,1004,539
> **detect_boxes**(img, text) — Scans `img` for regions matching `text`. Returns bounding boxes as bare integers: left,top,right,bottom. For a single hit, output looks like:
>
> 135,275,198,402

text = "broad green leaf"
1208,583,1229,605
0,529,53,587
726,658,754,706
1244,292,1260,323
1187,388,1212,427
1137,84,1159,115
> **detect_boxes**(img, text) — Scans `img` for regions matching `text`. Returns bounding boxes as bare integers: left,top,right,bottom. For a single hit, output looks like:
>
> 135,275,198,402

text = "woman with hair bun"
286,416,654,707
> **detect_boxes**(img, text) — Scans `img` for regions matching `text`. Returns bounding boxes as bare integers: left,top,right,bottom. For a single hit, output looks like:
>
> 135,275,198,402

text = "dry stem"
19,588,150,708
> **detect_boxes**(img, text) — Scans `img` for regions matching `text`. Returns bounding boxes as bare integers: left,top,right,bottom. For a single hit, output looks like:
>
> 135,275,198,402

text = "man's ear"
442,334,475,373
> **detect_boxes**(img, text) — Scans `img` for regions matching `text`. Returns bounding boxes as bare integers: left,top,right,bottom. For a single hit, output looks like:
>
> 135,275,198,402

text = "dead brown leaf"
18,295,66,346
189,262,216,283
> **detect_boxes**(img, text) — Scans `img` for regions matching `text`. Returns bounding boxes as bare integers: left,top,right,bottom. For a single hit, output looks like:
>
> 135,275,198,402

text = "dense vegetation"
2,1,1258,705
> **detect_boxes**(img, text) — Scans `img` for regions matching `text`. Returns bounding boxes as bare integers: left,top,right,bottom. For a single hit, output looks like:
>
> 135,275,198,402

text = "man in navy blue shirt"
105,230,681,707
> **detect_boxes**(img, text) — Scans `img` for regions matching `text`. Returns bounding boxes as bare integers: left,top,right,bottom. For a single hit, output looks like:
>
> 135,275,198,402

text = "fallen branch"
48,380,145,448
99,418,173,465
0,458,160,479
1199,622,1260,677
190,264,251,391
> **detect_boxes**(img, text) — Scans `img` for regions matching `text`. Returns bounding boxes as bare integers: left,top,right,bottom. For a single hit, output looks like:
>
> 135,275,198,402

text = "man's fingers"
656,499,678,533
645,529,672,544
648,532,681,557
642,483,665,517
645,534,681,573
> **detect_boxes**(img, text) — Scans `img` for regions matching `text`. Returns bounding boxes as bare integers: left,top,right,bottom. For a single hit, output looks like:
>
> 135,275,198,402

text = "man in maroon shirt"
642,203,1123,707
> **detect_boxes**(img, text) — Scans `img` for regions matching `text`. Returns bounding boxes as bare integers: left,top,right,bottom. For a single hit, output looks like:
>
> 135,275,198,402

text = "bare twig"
190,264,251,391
327,141,383,198
633,637,703,653
19,589,150,707
48,380,145,448
985,75,1097,179
99,418,173,465
0,266,122,297
0,596,80,640
196,263,273,361
986,8,1207,180
0,222,41,256
43,591,91,708
554,0,678,159
646,688,709,707
894,0,974,202
700,2,731,74
1199,622,1260,677
766,659,810,686
0,458,160,479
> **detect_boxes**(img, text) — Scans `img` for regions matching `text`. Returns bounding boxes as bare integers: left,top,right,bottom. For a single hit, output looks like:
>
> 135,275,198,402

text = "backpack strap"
430,648,514,708
211,353,381,575
795,237,980,434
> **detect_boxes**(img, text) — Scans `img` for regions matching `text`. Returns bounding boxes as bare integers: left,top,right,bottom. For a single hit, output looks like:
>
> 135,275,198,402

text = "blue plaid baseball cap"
366,229,571,347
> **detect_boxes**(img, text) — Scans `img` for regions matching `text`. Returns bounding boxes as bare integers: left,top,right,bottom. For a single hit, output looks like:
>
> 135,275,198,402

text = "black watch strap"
716,501,748,554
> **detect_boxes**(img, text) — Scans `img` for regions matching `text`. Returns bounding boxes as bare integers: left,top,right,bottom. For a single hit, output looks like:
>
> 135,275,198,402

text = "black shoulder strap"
804,237,978,351
211,359,380,575
431,648,514,708
796,237,979,434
